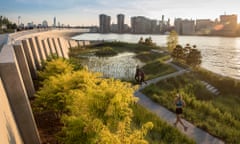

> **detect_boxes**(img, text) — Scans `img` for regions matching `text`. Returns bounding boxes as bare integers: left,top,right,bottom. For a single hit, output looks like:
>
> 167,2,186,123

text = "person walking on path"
174,93,188,131
135,65,140,83
135,65,147,85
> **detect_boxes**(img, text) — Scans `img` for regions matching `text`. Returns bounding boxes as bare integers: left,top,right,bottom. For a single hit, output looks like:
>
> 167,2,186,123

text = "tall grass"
132,104,195,144
142,73,240,143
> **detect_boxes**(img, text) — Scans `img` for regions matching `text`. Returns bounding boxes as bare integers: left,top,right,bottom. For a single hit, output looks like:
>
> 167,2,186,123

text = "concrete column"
59,38,69,59
22,39,37,80
0,45,41,144
83,40,86,47
68,40,72,48
54,37,63,57
0,77,23,144
28,37,41,70
52,38,59,57
13,43,35,98
57,38,67,58
41,39,50,59
47,38,55,56
78,41,82,47
34,36,46,61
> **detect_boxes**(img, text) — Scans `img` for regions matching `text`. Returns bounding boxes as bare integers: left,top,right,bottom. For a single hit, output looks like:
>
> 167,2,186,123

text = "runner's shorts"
176,108,183,114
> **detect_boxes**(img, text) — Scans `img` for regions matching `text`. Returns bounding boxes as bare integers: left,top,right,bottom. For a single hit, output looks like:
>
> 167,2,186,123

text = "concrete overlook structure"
0,29,87,144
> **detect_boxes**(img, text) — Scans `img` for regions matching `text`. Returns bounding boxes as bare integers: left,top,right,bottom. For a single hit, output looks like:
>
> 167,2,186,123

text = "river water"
73,33,240,80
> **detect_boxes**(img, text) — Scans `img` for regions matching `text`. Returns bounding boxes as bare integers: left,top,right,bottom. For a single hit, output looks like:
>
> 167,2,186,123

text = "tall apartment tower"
131,16,151,34
53,17,56,28
117,14,125,33
99,14,111,33
174,18,182,34
182,19,195,35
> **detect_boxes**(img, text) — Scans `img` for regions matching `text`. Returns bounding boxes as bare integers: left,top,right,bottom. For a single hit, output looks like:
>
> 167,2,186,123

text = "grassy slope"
142,73,240,143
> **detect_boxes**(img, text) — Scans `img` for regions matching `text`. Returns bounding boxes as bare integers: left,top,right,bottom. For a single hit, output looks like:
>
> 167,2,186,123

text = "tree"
138,37,144,44
171,44,185,60
186,46,202,67
167,30,178,53
171,44,202,67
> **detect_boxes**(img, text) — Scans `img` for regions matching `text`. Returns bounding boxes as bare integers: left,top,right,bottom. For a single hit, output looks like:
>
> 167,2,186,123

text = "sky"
1,0,240,27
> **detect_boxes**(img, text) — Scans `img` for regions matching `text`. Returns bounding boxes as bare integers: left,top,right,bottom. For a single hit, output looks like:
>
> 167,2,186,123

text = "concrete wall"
0,44,41,144
0,29,87,144
0,77,23,144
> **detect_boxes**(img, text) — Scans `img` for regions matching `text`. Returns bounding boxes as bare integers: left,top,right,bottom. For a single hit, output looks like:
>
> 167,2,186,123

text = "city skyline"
1,0,240,26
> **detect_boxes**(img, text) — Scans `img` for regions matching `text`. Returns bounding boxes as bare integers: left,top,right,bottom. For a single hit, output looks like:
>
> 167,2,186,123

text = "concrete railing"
0,29,89,144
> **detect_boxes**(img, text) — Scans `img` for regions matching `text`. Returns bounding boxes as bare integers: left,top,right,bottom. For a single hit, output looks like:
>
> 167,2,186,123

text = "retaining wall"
0,29,88,144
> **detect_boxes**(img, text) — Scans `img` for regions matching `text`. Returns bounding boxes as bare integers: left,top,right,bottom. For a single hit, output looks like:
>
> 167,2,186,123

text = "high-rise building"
195,19,213,35
117,14,124,33
182,19,195,35
150,20,158,33
53,17,56,27
174,18,182,34
174,18,195,35
219,14,237,36
99,14,111,33
131,16,151,34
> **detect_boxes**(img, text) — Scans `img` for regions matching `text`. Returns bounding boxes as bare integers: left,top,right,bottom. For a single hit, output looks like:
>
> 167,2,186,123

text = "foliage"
95,46,117,56
34,58,153,143
138,37,156,46
193,68,240,95
142,60,176,80
142,73,240,143
132,104,195,144
172,44,202,67
0,15,17,33
37,58,74,81
171,44,185,60
93,41,161,53
186,46,202,67
167,30,178,53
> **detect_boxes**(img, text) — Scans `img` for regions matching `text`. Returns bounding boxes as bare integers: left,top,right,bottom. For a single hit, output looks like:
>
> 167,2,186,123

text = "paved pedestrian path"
0,34,8,51
134,65,225,144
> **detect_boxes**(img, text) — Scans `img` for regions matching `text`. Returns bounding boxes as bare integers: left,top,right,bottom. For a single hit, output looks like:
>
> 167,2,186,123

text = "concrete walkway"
134,66,225,144
0,34,8,51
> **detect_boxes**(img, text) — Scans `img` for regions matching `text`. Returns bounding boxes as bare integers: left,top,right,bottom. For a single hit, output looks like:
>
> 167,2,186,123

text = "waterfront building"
195,19,213,35
131,16,151,34
42,20,48,28
182,19,195,35
111,23,118,33
117,14,125,33
219,14,237,36
150,19,158,33
99,14,111,33
174,18,182,34
123,24,130,33
53,17,56,28
27,22,34,29
174,18,195,35
159,15,170,34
